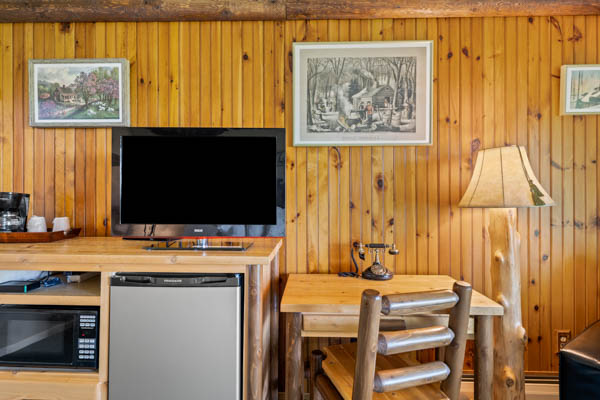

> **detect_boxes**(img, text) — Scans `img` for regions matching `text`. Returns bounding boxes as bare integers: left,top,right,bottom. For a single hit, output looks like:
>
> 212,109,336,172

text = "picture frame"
29,58,130,127
560,64,600,115
293,41,433,146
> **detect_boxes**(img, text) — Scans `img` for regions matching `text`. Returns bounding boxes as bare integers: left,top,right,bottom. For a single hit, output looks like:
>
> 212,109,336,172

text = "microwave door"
0,310,75,367
0,321,70,358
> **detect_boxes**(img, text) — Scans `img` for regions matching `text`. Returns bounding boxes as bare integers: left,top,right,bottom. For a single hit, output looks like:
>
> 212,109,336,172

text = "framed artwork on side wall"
29,58,130,127
560,64,600,115
293,41,433,146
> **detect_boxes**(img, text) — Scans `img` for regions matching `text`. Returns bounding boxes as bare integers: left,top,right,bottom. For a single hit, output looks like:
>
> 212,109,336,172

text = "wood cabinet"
0,237,281,400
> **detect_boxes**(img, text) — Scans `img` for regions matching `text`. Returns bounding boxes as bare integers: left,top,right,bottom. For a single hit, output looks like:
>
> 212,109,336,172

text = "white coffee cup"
52,217,71,232
27,216,47,233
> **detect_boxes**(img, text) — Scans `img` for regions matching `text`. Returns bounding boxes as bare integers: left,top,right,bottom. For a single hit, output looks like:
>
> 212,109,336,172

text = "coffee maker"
0,192,30,232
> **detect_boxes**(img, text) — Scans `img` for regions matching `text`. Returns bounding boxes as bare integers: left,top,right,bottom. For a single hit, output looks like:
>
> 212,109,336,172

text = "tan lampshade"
459,145,555,208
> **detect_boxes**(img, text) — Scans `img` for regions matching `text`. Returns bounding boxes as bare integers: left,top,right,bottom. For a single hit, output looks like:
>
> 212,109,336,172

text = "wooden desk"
281,274,503,400
0,237,282,400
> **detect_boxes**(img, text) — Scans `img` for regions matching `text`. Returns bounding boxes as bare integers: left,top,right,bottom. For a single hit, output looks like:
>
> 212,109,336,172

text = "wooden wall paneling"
0,17,597,375
438,18,451,278
459,17,473,284
32,24,44,218
294,20,308,277
95,22,107,237
414,20,428,276
211,21,222,127
231,21,243,126
189,22,200,127
470,17,484,294
23,23,34,205
572,15,587,337
370,18,384,255
13,23,24,194
560,16,575,338
137,22,150,126
222,21,233,127
360,19,372,257
264,21,275,129
381,19,394,272
426,17,439,277
179,21,190,127
448,17,461,281
305,20,318,277
338,20,351,275
549,14,563,372
585,15,598,329
284,20,297,275
515,15,530,369
241,21,253,127
157,22,169,126
327,20,341,274
481,17,494,300
527,16,541,371
168,21,180,128
73,23,85,231
44,23,55,225
592,17,600,324
84,23,96,236
539,15,552,371
1,24,12,193
405,19,418,275
146,22,158,126
392,18,406,275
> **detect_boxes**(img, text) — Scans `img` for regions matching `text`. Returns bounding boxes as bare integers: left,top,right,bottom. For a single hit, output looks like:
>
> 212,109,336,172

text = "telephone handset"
339,241,398,280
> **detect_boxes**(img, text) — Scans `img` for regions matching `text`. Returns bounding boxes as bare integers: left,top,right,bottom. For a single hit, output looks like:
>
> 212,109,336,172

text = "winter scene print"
561,65,600,115
294,42,432,146
29,59,130,127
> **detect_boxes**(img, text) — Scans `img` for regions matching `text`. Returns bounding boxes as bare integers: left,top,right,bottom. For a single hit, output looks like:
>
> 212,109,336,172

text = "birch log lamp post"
458,145,555,400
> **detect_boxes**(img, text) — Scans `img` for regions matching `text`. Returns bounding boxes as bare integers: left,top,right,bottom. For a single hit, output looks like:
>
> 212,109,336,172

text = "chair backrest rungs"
381,290,459,315
378,325,455,355
373,361,451,393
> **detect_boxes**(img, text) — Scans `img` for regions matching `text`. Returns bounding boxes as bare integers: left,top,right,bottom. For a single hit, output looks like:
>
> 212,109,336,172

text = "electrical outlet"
556,329,571,352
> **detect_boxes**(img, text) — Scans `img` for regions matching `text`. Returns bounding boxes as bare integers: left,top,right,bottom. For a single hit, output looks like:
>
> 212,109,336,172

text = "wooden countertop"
0,237,282,271
281,274,503,316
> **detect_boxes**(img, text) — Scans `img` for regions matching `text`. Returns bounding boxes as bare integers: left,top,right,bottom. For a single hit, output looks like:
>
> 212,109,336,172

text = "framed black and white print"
293,41,433,146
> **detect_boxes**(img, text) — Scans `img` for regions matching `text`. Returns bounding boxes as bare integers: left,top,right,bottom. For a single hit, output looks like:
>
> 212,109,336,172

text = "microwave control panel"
77,314,98,362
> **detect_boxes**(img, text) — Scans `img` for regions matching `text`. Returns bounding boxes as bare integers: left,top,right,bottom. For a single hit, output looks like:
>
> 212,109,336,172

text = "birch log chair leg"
310,282,472,400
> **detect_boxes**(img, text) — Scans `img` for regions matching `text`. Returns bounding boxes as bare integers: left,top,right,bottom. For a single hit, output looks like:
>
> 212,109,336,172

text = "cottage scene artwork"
561,65,600,115
293,41,432,146
29,59,130,127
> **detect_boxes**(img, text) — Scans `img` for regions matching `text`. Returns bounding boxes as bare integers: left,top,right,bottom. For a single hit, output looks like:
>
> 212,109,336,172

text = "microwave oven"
0,305,99,370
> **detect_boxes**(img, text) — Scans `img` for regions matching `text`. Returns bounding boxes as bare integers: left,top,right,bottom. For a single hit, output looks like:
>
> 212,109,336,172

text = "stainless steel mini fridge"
109,273,242,400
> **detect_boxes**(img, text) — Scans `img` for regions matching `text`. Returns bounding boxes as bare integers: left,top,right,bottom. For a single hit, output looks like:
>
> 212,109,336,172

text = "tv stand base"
143,239,253,252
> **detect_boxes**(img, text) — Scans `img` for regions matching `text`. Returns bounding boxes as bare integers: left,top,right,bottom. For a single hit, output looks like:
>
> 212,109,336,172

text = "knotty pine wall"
0,17,599,374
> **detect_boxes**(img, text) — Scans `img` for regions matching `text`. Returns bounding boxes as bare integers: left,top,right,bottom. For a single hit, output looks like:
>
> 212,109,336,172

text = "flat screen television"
111,127,285,238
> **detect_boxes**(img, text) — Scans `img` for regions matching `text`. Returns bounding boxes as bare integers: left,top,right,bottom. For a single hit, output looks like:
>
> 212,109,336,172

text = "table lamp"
459,145,554,400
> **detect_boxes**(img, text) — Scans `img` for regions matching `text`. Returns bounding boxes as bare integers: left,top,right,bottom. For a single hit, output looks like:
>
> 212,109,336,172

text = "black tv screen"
111,128,285,238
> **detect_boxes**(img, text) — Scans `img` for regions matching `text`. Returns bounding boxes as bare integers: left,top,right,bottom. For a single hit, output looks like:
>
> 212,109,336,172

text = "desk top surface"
0,237,282,271
281,273,503,316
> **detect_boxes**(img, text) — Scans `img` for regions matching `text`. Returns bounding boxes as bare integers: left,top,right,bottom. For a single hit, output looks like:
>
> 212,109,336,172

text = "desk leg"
286,312,303,400
474,315,493,400
248,265,263,400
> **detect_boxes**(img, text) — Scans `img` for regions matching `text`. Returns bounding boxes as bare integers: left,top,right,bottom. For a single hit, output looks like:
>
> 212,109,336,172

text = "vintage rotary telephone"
339,241,398,280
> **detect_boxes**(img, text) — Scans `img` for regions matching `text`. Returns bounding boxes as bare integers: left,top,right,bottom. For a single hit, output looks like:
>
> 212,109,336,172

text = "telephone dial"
339,241,398,280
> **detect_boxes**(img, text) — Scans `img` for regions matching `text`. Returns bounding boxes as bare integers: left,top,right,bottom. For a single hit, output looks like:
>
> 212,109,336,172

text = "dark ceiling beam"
286,0,600,19
0,0,598,22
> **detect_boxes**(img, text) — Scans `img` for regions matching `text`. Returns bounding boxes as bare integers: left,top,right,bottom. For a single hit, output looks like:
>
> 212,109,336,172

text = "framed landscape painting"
560,64,600,115
29,58,130,127
293,41,433,146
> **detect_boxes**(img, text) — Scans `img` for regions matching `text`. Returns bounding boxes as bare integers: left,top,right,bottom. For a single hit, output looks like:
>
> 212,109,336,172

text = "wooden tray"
0,228,81,243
